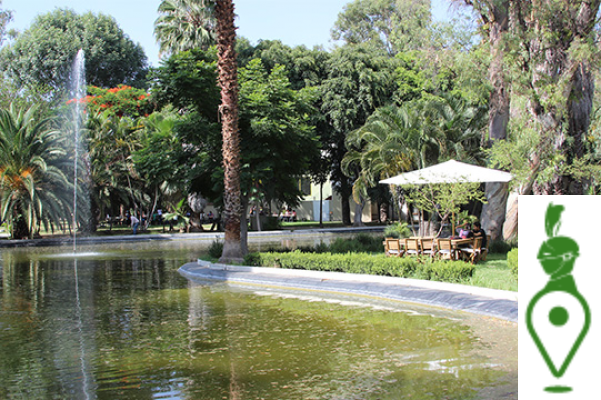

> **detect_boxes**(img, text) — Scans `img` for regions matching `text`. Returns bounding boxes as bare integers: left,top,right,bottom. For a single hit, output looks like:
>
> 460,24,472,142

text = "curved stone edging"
179,260,518,322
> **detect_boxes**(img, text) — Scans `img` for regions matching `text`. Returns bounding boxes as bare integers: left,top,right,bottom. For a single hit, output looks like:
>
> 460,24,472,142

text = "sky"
2,0,457,67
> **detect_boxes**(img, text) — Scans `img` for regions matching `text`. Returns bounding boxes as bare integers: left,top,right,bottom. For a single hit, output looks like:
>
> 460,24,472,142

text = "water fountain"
70,49,86,253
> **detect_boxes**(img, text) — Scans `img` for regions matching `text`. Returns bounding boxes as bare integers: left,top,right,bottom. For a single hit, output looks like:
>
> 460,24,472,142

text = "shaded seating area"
383,236,485,263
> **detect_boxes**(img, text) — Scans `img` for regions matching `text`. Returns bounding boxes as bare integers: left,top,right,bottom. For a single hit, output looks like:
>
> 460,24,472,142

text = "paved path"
0,226,384,248
180,260,518,322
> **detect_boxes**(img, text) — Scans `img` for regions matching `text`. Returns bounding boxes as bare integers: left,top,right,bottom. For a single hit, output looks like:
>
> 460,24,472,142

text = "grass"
463,253,517,291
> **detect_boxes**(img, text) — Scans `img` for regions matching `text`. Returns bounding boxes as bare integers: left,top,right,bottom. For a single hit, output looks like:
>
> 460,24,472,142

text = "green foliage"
0,105,75,238
81,85,154,118
247,250,475,283
403,181,486,235
152,49,320,210
384,222,412,238
328,233,384,254
1,9,148,95
487,239,515,254
507,248,518,278
154,0,216,57
150,48,220,122
208,239,224,259
331,0,431,54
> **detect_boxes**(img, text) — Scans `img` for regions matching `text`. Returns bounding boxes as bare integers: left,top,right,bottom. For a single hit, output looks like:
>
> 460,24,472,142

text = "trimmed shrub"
488,239,518,254
383,222,412,239
208,240,223,259
507,248,518,278
329,234,384,254
249,251,475,283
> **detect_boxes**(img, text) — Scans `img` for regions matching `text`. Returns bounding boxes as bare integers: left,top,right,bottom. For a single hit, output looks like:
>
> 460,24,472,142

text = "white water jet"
70,49,87,253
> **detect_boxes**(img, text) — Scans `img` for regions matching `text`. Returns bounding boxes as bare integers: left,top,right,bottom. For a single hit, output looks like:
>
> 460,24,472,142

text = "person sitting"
455,220,473,239
471,221,488,261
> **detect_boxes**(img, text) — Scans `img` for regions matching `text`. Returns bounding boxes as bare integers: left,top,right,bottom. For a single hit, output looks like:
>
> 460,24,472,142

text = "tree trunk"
481,182,509,240
340,178,352,225
353,198,365,227
240,195,249,256
476,0,511,241
319,182,323,228
502,190,518,241
216,0,244,263
516,0,599,195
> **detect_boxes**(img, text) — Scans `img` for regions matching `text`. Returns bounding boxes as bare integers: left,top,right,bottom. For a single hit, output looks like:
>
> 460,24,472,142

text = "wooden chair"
460,237,483,264
404,238,421,257
420,238,436,258
436,239,455,260
480,234,491,261
384,238,403,257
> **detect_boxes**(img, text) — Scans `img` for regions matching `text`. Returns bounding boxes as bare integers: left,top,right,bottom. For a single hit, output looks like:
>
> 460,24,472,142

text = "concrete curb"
179,260,518,322
0,226,384,248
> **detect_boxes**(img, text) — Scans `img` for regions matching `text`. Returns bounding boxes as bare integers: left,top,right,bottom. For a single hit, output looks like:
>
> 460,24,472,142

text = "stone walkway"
180,260,518,322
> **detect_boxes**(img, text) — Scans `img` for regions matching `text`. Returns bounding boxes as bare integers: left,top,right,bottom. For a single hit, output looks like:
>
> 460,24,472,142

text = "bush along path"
244,251,475,283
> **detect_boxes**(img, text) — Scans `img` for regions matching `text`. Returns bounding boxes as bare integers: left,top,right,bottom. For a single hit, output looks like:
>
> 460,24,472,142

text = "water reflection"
0,241,517,399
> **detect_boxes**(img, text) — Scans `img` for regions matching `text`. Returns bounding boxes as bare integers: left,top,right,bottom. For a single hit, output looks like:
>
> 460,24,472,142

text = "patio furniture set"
383,236,489,264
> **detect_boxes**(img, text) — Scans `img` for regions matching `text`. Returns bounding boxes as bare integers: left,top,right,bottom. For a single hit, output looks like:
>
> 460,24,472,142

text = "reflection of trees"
1,249,513,398
0,254,96,398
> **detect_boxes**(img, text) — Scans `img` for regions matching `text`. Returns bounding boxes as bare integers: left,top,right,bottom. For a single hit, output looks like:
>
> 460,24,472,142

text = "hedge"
245,251,475,283
508,248,518,277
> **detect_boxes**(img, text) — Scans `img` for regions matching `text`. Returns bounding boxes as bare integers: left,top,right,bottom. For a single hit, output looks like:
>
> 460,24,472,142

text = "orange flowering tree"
68,85,154,118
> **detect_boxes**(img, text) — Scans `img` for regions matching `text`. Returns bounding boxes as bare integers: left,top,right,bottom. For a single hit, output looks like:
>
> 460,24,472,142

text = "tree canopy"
0,9,148,95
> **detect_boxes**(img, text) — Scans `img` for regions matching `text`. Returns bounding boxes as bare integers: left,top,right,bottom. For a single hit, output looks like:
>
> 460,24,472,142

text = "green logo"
526,203,591,393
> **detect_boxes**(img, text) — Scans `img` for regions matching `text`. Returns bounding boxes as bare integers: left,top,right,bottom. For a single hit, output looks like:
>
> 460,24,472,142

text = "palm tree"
343,104,420,223
214,0,243,262
154,0,216,57
155,0,242,261
87,112,145,226
0,105,73,239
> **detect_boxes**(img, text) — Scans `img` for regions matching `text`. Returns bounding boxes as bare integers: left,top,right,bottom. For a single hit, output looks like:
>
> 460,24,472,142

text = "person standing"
131,214,140,235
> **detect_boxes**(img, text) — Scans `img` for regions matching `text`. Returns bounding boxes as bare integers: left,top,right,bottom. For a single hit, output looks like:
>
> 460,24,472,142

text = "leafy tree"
321,44,397,224
0,106,73,239
82,85,154,119
237,40,330,90
131,111,184,229
155,0,216,57
237,59,319,237
151,48,221,122
86,112,144,229
0,0,12,46
332,0,433,54
0,9,148,96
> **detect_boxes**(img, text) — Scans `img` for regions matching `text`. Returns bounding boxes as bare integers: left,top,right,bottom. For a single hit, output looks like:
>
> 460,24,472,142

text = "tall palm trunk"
215,0,243,263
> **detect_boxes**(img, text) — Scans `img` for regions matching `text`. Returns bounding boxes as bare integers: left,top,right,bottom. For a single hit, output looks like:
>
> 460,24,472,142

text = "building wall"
294,179,374,223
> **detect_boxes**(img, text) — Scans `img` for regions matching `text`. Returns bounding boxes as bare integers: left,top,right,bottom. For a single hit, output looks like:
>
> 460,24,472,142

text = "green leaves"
545,203,564,238
0,105,74,238
1,9,148,97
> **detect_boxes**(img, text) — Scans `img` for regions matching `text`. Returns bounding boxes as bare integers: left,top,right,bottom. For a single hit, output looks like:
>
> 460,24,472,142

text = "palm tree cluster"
0,106,74,239
155,0,217,57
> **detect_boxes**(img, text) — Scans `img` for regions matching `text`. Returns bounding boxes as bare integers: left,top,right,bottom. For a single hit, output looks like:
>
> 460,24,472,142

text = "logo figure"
526,203,590,393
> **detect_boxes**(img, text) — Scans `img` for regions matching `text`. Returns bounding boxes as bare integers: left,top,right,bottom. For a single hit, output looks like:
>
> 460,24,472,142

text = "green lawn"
462,253,517,291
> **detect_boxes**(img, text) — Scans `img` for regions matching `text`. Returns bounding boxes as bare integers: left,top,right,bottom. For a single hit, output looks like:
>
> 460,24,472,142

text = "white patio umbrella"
379,159,512,234
379,159,513,185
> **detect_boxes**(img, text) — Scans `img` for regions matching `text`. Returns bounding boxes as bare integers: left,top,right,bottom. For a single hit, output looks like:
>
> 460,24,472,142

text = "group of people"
279,209,297,222
455,220,487,249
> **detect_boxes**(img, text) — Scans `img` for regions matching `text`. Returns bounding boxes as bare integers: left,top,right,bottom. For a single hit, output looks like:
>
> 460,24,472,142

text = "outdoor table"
450,238,476,261
450,238,474,248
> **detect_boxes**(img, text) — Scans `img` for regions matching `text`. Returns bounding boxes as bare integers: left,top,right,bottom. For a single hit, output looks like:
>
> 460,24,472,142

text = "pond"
0,240,517,399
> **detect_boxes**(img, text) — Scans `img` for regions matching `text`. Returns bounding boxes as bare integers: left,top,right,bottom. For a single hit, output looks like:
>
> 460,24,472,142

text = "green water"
0,241,517,399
